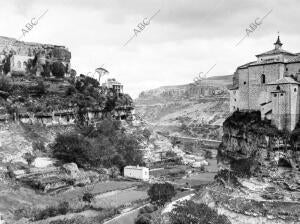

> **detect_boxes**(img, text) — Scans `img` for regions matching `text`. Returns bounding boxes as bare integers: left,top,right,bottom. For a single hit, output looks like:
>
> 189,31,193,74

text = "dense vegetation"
169,201,231,224
52,118,144,170
147,182,176,207
0,74,133,122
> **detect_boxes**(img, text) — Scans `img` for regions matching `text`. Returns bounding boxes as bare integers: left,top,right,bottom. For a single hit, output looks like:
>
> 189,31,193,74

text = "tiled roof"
267,77,300,85
238,61,256,69
256,48,296,57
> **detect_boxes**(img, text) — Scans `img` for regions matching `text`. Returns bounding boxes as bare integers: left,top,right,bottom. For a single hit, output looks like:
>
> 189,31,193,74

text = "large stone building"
0,36,71,76
230,36,300,131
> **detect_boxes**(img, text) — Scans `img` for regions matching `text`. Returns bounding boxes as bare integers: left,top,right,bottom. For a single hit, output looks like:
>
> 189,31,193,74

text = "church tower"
274,35,283,50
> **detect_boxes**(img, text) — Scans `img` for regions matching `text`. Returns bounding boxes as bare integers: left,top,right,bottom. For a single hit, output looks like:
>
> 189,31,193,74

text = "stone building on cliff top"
0,36,71,76
230,36,300,131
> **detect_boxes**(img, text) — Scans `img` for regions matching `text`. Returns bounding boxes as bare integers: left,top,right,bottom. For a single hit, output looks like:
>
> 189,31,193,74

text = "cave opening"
278,158,292,168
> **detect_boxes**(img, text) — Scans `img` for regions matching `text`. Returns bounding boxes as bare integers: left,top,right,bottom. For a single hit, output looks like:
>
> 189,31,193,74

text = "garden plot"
92,188,148,209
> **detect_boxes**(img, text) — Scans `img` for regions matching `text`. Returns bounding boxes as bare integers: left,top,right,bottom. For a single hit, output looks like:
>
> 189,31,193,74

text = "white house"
123,165,149,181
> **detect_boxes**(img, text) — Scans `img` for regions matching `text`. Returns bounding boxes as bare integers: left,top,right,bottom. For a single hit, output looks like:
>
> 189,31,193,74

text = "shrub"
142,129,151,140
33,201,70,221
109,166,120,178
148,182,176,207
139,205,157,215
135,213,152,224
169,201,231,224
32,141,46,153
214,169,241,187
23,152,36,166
82,192,94,203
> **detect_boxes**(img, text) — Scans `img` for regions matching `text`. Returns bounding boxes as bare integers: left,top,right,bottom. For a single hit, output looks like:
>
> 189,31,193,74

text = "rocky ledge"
194,111,300,224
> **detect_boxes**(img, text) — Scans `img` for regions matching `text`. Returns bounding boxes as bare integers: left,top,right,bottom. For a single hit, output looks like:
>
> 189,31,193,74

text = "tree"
142,129,151,141
52,134,93,167
148,183,176,207
169,201,231,224
135,214,152,224
23,152,36,166
52,119,144,170
82,192,94,203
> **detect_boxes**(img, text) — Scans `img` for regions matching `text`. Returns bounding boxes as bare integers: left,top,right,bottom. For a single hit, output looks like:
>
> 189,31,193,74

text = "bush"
82,192,94,203
29,201,70,221
148,182,176,207
23,152,36,166
214,169,241,187
32,141,46,153
169,201,231,224
135,213,152,224
139,205,157,215
109,166,120,178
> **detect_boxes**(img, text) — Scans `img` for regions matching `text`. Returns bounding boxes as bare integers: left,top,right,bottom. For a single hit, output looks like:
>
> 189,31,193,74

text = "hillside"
135,75,231,140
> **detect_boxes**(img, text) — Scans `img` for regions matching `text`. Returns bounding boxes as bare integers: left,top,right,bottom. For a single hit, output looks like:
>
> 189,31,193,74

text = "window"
244,81,247,85
274,94,277,97
286,67,288,71
261,74,266,84
280,93,283,96
294,88,297,92
276,85,281,91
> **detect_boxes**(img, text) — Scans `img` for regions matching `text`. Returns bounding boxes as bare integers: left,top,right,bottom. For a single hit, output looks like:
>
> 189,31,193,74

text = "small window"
234,99,236,102
274,94,277,97
294,88,297,92
261,74,266,84
280,93,284,96
286,67,288,71
276,85,281,91
244,81,247,85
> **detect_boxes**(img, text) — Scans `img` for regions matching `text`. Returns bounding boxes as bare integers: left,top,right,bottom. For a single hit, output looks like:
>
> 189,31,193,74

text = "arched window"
261,74,266,84
276,85,281,91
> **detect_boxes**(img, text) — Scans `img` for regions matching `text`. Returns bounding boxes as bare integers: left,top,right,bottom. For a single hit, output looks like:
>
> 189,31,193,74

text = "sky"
0,0,300,98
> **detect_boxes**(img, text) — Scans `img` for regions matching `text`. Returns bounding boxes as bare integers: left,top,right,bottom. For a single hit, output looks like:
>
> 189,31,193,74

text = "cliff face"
135,76,231,140
219,111,300,177
195,111,300,224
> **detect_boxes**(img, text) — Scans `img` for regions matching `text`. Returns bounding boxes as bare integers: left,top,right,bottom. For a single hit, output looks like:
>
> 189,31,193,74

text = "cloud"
1,0,300,98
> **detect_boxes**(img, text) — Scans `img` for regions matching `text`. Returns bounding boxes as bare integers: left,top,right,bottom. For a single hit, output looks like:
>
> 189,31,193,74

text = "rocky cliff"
194,111,300,224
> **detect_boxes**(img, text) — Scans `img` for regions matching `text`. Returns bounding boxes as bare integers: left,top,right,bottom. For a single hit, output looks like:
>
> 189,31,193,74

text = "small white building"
124,165,149,181
102,78,123,94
